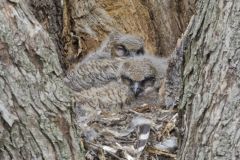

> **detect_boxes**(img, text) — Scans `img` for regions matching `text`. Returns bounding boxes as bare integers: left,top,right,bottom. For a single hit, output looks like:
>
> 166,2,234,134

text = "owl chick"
74,56,167,127
67,54,167,94
81,31,145,63
118,56,168,101
74,56,168,159
65,32,145,91
65,58,125,91
74,81,134,133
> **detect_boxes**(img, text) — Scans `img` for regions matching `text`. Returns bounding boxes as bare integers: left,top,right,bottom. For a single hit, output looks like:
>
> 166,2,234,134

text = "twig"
146,146,176,159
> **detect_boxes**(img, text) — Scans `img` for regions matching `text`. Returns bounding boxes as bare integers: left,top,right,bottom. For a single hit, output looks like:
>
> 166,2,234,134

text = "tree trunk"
62,0,194,68
179,0,240,159
26,0,64,70
1,0,239,160
0,0,193,159
0,1,84,159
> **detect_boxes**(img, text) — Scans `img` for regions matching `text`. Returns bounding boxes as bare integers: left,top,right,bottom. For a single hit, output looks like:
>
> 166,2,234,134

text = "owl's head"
118,56,166,97
110,32,145,58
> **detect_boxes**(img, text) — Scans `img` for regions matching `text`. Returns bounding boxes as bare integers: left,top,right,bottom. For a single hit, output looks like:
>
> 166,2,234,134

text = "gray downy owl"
118,55,168,106
65,58,125,91
74,55,168,131
81,31,145,63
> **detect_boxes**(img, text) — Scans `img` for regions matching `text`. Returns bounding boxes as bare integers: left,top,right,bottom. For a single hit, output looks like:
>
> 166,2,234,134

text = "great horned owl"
74,56,168,159
81,31,145,63
75,81,134,113
74,81,134,136
65,58,125,91
65,32,145,91
68,54,167,96
118,56,168,105
74,56,167,126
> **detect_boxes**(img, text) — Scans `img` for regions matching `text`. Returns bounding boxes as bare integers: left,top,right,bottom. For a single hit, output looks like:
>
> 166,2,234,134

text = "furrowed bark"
179,0,240,159
0,1,83,159
1,0,239,160
62,0,194,68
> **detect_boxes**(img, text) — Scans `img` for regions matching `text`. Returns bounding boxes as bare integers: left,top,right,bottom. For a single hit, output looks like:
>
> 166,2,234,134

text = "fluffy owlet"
81,31,145,63
74,55,168,131
65,32,145,91
73,56,166,109
119,56,168,105
65,58,125,91
73,56,168,159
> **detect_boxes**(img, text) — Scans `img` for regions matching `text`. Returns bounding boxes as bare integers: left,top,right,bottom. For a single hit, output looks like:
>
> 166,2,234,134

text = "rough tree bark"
1,0,239,160
62,0,194,68
179,0,240,159
0,1,83,159
26,0,64,69
0,0,193,159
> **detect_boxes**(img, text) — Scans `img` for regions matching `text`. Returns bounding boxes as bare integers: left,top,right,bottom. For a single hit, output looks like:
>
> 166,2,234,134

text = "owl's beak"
131,82,143,97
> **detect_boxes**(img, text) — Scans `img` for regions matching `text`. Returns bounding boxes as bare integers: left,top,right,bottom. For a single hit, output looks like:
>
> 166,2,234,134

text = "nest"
79,102,178,160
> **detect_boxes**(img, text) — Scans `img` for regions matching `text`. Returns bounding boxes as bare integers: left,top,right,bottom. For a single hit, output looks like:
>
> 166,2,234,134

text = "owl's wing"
65,58,124,91
74,81,134,142
75,82,133,113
